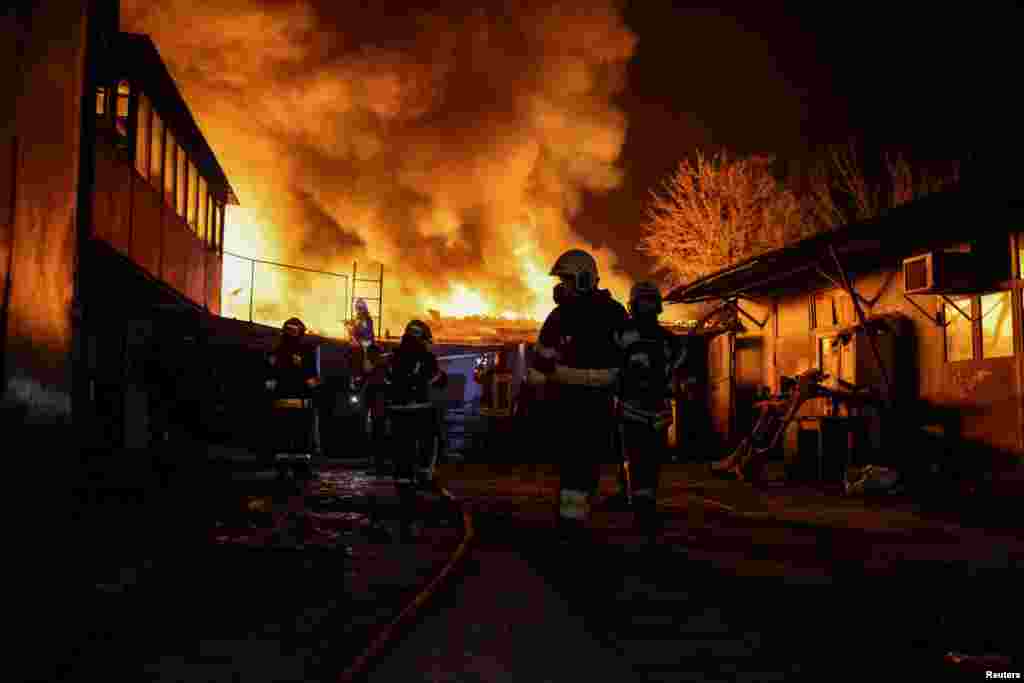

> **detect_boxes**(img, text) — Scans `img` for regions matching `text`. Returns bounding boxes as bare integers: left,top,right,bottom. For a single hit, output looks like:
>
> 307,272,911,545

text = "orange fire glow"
123,2,638,341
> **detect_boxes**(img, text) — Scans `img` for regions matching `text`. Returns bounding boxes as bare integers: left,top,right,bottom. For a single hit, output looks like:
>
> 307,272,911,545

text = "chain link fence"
220,251,352,338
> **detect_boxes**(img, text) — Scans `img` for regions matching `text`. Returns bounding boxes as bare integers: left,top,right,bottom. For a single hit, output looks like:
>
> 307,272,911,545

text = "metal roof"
665,181,1023,304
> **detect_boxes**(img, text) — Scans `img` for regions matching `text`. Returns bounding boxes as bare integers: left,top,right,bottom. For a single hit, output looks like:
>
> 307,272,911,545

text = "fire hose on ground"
337,484,475,682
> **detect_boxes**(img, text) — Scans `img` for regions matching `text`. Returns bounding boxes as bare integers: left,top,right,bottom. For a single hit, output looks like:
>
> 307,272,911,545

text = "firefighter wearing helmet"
605,281,687,538
385,319,448,537
265,317,322,479
527,249,629,542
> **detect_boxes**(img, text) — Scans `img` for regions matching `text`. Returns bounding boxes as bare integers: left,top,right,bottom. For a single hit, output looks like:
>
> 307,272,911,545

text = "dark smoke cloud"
122,0,637,330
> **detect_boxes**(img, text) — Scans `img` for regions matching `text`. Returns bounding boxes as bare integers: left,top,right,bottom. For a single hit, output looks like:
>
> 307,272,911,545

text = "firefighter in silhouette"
526,249,629,541
605,281,686,537
263,317,322,547
265,317,321,478
385,320,448,536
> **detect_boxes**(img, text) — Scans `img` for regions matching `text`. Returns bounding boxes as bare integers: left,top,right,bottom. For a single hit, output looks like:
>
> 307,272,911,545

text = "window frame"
134,94,151,180
176,144,187,218
163,131,177,209
115,80,131,141
943,291,1017,362
149,109,164,194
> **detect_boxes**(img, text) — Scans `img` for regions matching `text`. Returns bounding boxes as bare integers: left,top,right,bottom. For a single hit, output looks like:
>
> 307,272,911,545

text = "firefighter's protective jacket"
613,318,686,430
529,289,629,395
386,342,447,408
267,339,319,398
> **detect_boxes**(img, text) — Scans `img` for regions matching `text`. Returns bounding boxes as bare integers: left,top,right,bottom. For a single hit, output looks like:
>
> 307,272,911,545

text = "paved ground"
61,452,1022,682
62,455,464,683
367,462,1021,682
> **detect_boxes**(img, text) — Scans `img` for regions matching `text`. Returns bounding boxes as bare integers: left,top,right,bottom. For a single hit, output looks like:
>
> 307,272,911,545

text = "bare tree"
805,142,962,231
639,151,806,290
642,143,965,291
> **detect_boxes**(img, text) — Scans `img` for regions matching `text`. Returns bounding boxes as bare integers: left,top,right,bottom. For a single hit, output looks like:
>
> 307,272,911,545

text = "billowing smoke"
122,0,637,335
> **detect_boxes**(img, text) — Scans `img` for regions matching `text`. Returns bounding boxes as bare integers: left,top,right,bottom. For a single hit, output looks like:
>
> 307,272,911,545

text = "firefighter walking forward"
527,249,629,541
611,281,687,537
385,320,448,536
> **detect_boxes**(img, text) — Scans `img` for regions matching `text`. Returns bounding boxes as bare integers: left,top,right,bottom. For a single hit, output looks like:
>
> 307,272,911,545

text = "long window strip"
149,111,164,191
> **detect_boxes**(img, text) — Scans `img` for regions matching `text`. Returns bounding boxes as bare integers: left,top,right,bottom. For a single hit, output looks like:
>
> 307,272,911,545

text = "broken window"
163,132,176,209
944,296,973,362
981,291,1013,359
176,145,187,218
115,80,130,139
149,111,164,192
135,94,151,179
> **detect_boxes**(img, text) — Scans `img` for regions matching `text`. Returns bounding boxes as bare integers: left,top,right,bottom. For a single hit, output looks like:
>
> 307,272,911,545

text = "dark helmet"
629,281,663,317
355,298,369,316
404,319,433,343
549,248,598,293
282,317,306,335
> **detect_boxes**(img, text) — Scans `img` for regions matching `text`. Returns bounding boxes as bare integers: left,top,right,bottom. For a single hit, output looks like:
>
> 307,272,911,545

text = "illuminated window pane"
95,87,107,116
176,146,187,218
149,112,164,190
135,95,151,179
214,202,223,250
1018,232,1023,279
199,181,208,241
187,162,198,228
944,297,973,362
163,133,176,208
981,292,1013,359
116,81,130,137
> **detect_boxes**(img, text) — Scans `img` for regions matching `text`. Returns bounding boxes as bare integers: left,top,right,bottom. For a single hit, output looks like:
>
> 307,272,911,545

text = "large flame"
123,1,637,338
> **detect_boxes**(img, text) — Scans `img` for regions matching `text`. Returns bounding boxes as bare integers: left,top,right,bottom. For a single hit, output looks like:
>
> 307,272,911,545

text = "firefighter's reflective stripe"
559,489,590,521
395,477,414,485
389,402,433,410
526,367,548,386
273,398,309,409
621,402,673,428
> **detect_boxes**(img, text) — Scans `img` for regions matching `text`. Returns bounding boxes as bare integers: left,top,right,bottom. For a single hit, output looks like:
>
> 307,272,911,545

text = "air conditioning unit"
902,250,977,294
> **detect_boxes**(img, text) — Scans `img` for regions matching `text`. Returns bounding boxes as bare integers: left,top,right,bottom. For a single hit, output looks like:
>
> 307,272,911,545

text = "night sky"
585,2,1020,280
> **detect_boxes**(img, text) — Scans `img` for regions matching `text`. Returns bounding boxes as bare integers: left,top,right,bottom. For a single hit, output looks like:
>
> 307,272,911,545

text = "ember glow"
123,1,638,337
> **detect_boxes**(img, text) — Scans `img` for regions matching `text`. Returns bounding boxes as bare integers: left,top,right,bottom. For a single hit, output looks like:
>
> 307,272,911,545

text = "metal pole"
378,263,384,340
352,261,357,320
249,258,255,323
827,244,893,408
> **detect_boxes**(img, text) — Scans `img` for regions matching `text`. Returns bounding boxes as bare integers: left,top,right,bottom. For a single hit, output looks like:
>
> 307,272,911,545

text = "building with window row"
666,181,1024,494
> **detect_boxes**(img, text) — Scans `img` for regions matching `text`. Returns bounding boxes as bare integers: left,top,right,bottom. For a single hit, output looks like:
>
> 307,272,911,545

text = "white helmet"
549,249,598,293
